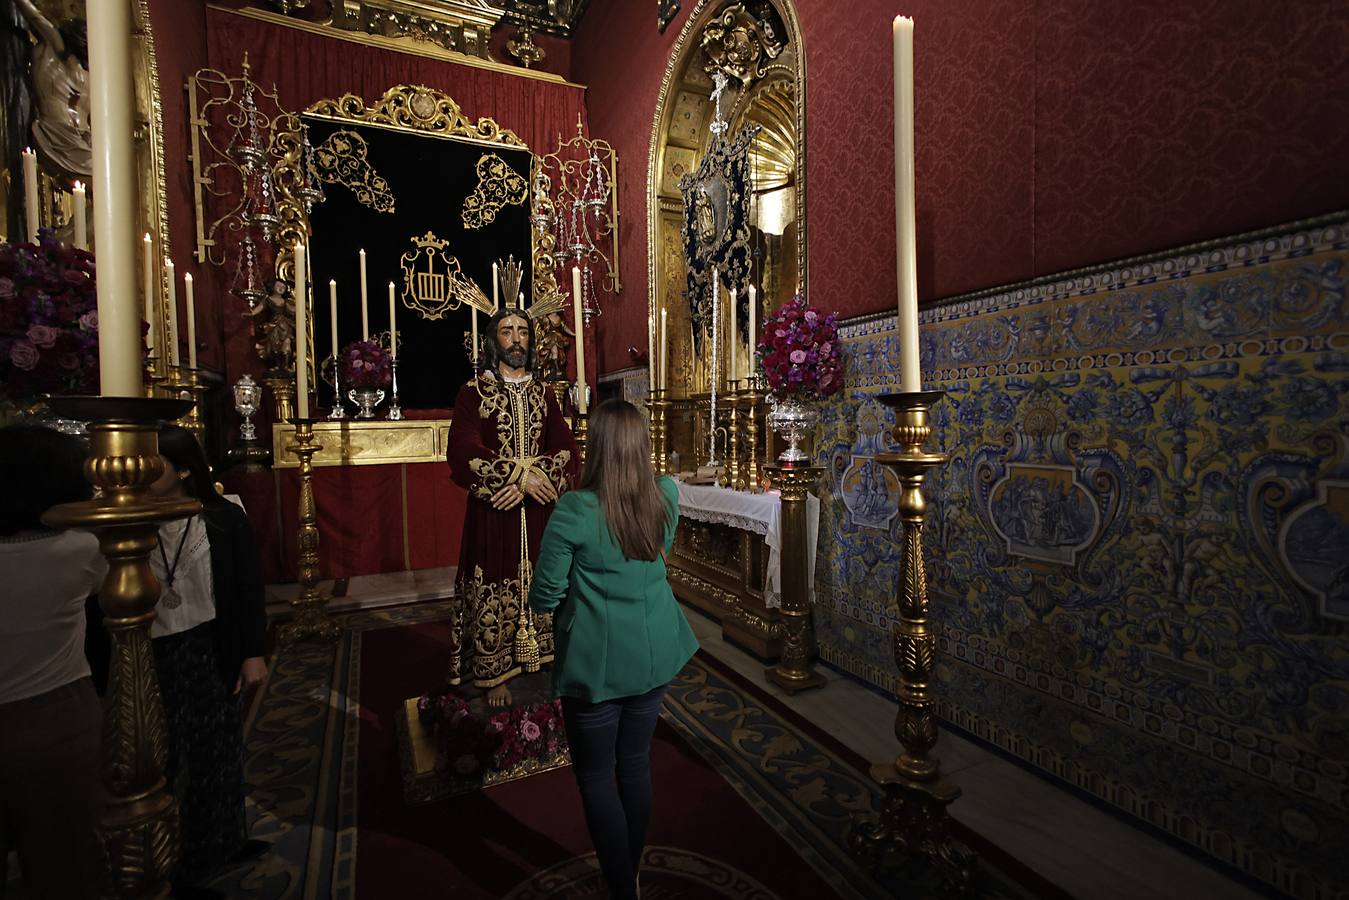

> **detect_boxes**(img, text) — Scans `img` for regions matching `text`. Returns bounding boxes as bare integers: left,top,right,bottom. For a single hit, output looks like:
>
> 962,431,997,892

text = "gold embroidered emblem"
462,152,528,230
313,129,395,213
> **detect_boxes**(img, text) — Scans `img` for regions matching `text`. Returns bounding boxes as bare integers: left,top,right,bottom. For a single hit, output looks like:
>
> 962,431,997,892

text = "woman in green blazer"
529,399,698,900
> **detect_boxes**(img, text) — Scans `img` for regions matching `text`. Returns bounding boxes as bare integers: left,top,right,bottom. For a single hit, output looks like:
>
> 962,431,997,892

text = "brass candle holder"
727,380,743,491
573,410,589,467
741,375,764,492
277,418,341,644
42,396,199,900
763,464,826,694
850,390,975,892
648,389,670,475
179,368,208,445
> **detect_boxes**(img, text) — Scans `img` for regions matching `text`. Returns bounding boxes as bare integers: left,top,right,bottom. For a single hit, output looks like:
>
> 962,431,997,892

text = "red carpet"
355,621,858,898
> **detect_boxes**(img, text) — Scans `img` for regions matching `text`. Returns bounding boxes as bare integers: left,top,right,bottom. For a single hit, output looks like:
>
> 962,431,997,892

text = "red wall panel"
574,0,1349,374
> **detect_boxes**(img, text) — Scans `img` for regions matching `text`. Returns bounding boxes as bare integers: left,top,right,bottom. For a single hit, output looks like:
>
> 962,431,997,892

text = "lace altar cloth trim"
675,482,819,609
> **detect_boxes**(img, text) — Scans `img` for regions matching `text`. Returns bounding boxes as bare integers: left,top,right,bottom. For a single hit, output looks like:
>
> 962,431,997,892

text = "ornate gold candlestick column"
264,375,296,423
573,411,589,467
763,464,825,694
851,390,974,892
277,419,341,644
742,375,764,492
43,396,199,900
180,368,207,444
648,389,670,475
727,380,743,490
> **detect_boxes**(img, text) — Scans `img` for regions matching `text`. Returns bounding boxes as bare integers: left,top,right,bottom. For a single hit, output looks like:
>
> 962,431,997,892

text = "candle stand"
849,391,976,894
277,419,341,644
43,396,198,899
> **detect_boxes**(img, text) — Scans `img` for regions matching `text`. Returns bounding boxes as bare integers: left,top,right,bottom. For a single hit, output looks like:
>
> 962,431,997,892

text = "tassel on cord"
514,509,541,672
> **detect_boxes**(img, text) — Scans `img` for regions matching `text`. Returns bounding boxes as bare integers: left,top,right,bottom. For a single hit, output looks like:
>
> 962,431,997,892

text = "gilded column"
763,464,825,694
850,390,975,892
277,419,340,643
742,375,763,492
43,396,199,900
727,380,743,490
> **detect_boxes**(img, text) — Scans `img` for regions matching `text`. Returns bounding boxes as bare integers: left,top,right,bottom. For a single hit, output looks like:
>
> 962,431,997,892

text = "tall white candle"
388,281,397,359
571,266,586,414
86,0,141,395
164,257,179,367
329,280,338,362
71,181,86,250
729,287,738,382
142,233,155,356
471,309,479,366
295,244,309,418
491,261,499,311
659,308,668,392
648,307,656,389
358,248,369,341
748,285,758,371
184,272,196,369
22,148,38,244
893,15,921,393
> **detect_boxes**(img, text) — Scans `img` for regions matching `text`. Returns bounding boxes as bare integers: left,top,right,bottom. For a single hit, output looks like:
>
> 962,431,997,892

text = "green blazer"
528,475,699,703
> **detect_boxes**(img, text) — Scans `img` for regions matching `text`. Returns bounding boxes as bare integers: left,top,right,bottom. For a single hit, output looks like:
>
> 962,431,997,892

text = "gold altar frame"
282,83,559,386
647,0,807,396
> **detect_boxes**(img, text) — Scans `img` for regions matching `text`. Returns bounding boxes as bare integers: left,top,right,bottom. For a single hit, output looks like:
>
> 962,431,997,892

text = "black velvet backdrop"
306,118,533,410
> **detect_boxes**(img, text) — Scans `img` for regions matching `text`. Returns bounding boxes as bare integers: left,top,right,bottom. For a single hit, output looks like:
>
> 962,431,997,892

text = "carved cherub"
245,279,295,374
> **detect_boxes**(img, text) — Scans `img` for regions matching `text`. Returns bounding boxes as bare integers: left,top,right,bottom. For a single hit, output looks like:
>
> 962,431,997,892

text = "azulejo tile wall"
813,219,1349,899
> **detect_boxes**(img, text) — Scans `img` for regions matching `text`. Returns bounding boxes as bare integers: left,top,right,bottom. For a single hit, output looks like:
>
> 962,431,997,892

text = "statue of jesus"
446,305,578,707
15,0,90,179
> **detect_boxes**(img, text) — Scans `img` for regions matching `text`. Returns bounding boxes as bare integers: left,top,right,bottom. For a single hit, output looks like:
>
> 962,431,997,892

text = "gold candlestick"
742,375,764,492
850,390,975,891
648,389,671,475
573,411,589,468
728,381,744,490
43,396,199,900
180,368,207,445
763,464,826,694
278,419,340,644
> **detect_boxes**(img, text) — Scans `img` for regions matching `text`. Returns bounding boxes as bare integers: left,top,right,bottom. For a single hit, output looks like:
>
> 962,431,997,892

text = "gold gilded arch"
647,0,806,397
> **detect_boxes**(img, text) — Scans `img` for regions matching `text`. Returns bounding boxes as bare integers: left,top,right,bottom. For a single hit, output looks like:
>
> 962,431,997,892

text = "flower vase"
765,394,818,465
348,387,386,419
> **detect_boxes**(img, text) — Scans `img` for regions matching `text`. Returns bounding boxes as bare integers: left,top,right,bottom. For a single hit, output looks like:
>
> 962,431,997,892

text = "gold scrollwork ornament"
313,129,395,213
700,3,785,88
463,152,528,229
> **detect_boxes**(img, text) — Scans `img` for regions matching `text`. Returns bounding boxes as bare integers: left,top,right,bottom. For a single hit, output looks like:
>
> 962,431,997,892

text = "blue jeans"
561,684,667,900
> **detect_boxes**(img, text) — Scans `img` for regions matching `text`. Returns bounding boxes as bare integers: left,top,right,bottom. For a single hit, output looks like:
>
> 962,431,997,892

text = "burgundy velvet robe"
445,371,578,688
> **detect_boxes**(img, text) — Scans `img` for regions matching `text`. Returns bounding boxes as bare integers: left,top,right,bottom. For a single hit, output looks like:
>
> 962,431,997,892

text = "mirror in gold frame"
648,0,805,399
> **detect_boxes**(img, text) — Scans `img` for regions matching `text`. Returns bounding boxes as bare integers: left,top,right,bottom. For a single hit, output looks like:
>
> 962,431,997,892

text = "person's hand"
491,483,524,510
522,468,558,505
235,656,267,695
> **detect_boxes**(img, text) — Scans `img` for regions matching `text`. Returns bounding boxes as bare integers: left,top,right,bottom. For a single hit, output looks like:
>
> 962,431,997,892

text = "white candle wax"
659,308,668,392
388,281,397,359
893,15,921,393
471,309,479,366
164,257,179,367
329,280,339,362
729,287,738,382
359,248,369,341
492,261,499,311
571,266,586,414
295,244,309,418
22,148,39,244
71,181,87,249
184,272,196,369
142,233,155,356
748,285,758,371
87,1,141,394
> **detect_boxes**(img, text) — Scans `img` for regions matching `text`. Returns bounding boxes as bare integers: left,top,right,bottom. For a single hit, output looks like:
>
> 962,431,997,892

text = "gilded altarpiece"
813,219,1349,899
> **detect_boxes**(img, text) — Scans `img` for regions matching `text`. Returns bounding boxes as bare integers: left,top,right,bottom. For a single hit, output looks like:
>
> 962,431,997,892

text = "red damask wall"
574,0,1349,374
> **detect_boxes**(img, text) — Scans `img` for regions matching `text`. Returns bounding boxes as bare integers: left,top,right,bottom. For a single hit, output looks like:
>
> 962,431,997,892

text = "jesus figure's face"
496,315,530,371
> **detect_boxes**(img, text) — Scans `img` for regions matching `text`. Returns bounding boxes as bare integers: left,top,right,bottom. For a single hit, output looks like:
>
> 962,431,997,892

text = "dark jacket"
86,499,267,692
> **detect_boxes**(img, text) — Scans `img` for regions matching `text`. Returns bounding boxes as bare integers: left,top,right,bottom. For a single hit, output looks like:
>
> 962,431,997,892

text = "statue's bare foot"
486,684,512,708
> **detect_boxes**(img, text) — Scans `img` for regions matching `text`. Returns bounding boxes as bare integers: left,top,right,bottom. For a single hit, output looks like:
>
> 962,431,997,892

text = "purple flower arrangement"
340,339,392,389
416,691,567,776
0,231,107,404
754,293,844,400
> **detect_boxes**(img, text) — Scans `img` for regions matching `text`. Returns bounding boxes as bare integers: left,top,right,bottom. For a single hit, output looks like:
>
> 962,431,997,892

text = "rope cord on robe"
511,384,541,671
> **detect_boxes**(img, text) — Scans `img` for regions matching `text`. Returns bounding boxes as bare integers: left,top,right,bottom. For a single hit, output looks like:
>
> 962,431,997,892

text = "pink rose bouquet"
754,293,844,400
340,339,392,389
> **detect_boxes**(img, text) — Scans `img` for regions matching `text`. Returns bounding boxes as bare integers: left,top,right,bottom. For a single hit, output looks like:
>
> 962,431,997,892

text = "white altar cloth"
674,482,819,608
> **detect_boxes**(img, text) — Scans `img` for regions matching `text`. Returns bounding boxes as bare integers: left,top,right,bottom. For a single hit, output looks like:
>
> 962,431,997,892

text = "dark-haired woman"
145,426,268,897
528,400,699,900
0,426,103,899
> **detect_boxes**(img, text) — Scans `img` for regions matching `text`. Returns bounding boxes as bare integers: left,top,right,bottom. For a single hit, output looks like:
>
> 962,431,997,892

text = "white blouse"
149,514,216,638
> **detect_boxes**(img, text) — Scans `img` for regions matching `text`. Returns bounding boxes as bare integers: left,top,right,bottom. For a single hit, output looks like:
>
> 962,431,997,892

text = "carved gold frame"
647,0,807,396
280,83,557,390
